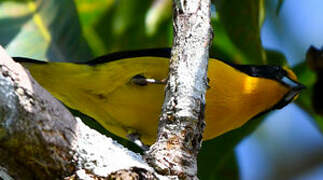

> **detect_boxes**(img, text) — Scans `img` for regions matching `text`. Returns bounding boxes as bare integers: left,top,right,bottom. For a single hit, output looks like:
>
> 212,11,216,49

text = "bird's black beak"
281,76,306,101
274,76,306,109
281,76,306,91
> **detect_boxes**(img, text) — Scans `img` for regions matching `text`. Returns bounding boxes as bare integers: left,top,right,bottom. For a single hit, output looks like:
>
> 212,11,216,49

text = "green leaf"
75,0,172,57
0,0,92,62
265,49,288,65
74,0,115,55
75,0,115,27
213,0,266,64
210,19,248,64
210,20,288,66
199,150,239,180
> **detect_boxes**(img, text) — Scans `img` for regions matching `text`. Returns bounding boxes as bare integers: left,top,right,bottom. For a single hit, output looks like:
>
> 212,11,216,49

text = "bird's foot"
127,133,149,151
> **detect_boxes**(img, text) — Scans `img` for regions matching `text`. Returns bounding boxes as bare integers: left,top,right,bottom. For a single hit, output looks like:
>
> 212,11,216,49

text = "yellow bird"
14,49,305,145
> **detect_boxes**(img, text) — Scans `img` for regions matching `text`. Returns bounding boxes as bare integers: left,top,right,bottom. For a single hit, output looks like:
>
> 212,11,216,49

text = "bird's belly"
101,85,244,144
102,85,164,144
78,84,258,145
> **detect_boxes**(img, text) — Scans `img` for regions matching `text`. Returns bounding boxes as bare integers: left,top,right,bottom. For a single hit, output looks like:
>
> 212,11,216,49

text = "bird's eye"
131,74,148,86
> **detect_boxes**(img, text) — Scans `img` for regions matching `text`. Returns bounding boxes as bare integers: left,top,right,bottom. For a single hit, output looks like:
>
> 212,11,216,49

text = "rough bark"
0,46,156,179
145,0,213,179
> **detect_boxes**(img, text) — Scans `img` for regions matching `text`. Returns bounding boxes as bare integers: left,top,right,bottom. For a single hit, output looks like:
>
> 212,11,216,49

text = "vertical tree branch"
146,0,213,179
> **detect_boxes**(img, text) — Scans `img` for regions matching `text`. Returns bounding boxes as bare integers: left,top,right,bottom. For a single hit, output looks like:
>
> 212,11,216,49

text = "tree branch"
146,0,213,179
0,46,156,179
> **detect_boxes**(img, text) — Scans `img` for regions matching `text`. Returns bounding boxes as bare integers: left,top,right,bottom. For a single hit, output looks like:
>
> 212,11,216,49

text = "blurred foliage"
198,114,267,179
276,0,284,14
0,0,320,179
0,0,92,61
294,62,323,133
212,0,266,64
75,0,172,56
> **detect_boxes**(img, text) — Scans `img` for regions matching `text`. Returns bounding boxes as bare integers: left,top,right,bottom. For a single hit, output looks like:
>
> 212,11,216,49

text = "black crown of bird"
14,48,305,145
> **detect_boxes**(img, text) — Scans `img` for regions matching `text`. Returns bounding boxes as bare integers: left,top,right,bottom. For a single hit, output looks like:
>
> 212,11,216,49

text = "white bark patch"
72,118,153,177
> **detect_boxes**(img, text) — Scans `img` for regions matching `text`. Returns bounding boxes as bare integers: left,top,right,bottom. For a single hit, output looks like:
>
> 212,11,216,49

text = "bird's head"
230,63,305,109
249,65,305,109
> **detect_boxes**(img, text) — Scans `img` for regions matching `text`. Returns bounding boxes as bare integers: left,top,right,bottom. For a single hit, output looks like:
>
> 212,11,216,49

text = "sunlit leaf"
90,0,172,56
0,0,92,62
145,0,172,36
74,0,115,55
75,0,115,27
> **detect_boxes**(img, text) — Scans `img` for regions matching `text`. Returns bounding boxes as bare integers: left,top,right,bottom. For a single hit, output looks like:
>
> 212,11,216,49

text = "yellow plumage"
20,56,302,145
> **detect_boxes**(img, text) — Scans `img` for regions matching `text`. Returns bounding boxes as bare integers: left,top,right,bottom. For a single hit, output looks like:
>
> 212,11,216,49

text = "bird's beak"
281,76,306,90
281,76,306,102
274,76,306,109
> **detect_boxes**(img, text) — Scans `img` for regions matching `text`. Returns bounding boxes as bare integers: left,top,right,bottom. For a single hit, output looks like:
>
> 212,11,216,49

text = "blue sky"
261,0,323,66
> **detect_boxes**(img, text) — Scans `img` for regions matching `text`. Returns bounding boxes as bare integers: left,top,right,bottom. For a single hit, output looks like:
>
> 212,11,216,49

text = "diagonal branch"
0,46,156,179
